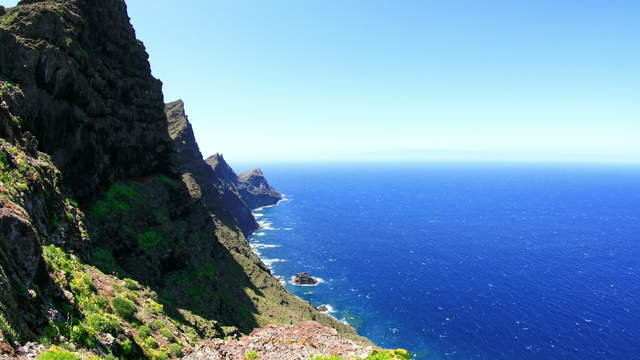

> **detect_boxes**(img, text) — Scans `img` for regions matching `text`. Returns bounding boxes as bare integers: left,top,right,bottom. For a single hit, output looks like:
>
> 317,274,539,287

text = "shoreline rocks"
293,272,319,286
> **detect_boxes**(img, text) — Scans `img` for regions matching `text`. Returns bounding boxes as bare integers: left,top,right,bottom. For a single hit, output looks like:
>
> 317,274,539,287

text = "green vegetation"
169,343,183,358
0,10,19,28
124,278,140,290
0,142,37,195
138,229,166,251
245,350,260,359
91,247,124,275
112,297,136,320
138,325,152,338
88,182,141,220
311,349,410,360
0,311,18,343
37,347,81,360
41,244,195,358
10,114,21,127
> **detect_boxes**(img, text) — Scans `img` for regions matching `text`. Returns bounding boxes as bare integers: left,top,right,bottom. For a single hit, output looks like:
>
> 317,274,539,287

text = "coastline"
248,195,344,323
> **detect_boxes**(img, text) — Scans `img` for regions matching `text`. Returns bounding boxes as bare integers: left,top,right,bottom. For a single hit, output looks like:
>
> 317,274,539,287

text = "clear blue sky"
3,1,640,163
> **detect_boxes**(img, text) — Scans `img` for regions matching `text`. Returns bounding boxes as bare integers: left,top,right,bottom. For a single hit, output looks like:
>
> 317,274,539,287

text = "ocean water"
246,163,640,360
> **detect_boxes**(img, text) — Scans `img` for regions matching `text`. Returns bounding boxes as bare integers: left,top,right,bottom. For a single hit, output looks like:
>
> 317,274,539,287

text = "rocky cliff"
165,100,257,237
206,154,283,210
0,1,374,359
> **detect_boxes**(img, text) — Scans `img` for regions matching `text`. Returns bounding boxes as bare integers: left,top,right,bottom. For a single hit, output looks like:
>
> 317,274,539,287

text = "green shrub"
0,312,18,343
144,336,158,349
84,313,121,335
70,323,98,347
148,301,164,314
124,278,140,290
138,229,166,251
112,297,136,320
10,115,21,127
152,350,168,360
169,343,183,357
118,338,134,357
160,327,174,340
152,319,165,330
37,347,81,360
366,349,410,360
70,273,95,298
137,325,151,338
245,350,259,360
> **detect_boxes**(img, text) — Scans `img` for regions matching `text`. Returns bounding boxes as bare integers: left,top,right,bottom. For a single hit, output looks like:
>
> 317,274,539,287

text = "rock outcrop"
206,154,282,210
184,321,374,360
293,272,319,286
237,168,283,209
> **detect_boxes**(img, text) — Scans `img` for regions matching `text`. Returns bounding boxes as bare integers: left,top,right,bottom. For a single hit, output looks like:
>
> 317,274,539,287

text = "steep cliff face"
206,154,283,210
165,100,258,237
0,1,370,358
0,0,174,201
237,168,283,209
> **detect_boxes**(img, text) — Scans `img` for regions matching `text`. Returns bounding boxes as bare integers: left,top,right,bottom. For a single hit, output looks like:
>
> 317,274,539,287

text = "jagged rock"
165,100,258,237
184,322,374,360
293,273,318,286
16,342,44,359
206,154,282,209
237,169,283,209
317,305,329,312
0,0,371,352
0,0,174,201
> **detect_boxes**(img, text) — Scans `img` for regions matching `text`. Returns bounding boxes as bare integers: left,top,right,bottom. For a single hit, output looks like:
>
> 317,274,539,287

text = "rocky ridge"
206,154,283,210
0,1,378,359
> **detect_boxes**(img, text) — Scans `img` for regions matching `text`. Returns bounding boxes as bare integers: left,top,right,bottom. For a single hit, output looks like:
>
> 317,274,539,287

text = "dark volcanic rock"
0,0,174,201
206,154,282,210
293,273,318,286
0,0,370,350
165,100,258,236
237,168,283,209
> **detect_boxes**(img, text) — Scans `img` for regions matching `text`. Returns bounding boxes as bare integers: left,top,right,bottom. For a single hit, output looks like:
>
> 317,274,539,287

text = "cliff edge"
0,1,373,359
206,154,283,210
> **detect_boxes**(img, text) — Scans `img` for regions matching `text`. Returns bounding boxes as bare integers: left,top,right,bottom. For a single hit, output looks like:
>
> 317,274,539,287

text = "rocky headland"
0,0,400,359
206,154,283,210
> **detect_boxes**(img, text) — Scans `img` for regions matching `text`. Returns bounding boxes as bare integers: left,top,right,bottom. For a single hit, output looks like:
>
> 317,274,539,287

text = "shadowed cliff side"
206,154,283,210
0,1,371,358
165,100,258,237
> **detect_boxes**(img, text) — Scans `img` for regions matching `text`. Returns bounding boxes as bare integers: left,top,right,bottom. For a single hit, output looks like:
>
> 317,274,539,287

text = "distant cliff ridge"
206,154,283,210
165,100,258,237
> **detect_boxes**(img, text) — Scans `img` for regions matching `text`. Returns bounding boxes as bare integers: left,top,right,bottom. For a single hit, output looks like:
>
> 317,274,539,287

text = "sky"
2,1,639,163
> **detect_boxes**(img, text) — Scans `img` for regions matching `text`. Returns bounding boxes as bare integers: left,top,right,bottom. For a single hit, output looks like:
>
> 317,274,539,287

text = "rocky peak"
0,0,174,200
206,153,239,183
166,102,258,237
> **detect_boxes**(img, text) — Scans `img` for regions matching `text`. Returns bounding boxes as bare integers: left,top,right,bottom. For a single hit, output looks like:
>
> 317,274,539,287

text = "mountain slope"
0,0,371,358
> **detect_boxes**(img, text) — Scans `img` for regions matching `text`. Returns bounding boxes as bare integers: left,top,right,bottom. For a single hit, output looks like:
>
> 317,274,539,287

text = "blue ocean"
246,163,640,359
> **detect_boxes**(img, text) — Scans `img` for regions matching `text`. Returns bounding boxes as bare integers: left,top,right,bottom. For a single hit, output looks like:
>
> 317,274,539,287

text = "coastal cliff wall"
206,154,283,210
0,1,371,359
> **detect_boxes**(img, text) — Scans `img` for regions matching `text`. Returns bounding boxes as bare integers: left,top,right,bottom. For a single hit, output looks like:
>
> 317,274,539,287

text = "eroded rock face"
165,100,258,237
0,0,174,201
206,154,282,210
184,321,374,360
0,0,370,352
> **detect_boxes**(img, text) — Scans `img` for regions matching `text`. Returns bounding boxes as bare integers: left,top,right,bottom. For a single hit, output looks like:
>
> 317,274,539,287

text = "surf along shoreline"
248,195,342,321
